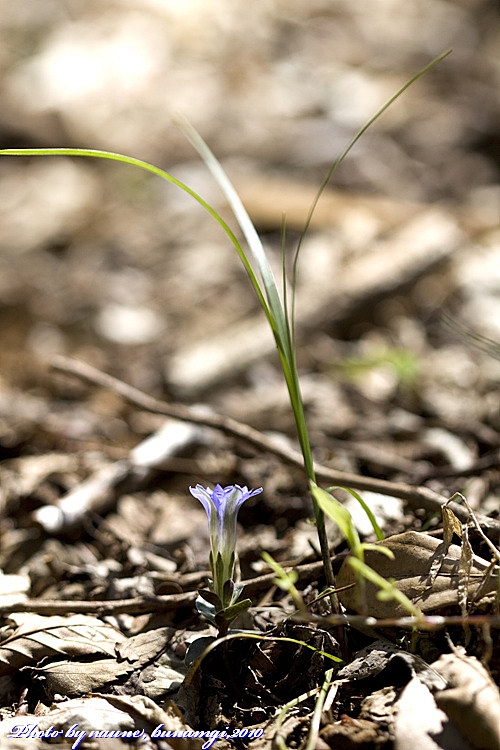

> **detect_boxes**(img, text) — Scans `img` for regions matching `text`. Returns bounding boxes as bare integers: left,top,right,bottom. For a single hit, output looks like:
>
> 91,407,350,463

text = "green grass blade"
327,486,384,541
290,48,453,335
310,481,362,557
262,551,306,612
177,119,288,347
348,557,424,619
0,146,272,326
177,119,317,479
304,667,334,750
1,47,452,617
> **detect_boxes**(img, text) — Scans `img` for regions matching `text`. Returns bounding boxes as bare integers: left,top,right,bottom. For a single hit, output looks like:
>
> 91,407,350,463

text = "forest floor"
0,2,499,749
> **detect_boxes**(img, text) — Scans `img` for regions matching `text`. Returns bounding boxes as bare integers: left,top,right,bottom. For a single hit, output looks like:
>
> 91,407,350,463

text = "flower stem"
285,367,342,621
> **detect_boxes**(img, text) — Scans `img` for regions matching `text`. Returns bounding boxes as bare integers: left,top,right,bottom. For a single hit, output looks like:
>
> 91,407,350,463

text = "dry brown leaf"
427,506,463,589
1,695,148,750
432,652,500,750
321,716,383,748
36,657,133,696
458,524,474,617
96,695,207,749
0,613,126,674
394,676,473,750
337,531,498,618
114,627,174,662
335,639,446,690
34,627,182,697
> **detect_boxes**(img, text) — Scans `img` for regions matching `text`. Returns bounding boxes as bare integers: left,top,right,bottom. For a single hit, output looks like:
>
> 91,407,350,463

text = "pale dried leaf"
336,639,447,690
337,531,498,618
443,506,463,542
141,662,187,700
94,693,182,728
394,676,473,750
427,506,462,590
458,524,473,616
116,628,187,698
0,731,43,750
359,686,398,726
95,695,207,749
1,696,143,750
38,695,136,731
35,627,184,697
114,626,174,663
433,653,500,750
36,656,134,696
0,614,126,674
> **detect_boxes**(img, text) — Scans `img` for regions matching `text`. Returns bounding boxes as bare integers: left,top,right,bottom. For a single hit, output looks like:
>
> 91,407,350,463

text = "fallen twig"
51,356,500,540
0,559,328,617
3,591,498,632
33,420,206,533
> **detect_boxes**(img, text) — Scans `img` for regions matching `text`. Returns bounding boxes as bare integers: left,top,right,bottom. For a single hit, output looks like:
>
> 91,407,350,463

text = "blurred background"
0,0,500,467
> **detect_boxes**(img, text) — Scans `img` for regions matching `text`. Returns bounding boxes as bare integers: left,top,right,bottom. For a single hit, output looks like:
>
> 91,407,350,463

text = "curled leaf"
337,531,498,618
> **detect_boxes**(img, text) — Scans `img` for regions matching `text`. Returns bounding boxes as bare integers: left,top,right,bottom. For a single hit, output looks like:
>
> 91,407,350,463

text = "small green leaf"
195,595,217,622
262,551,305,611
310,481,361,556
337,487,385,541
348,557,423,619
231,582,245,603
197,589,222,608
361,543,395,559
184,635,217,665
216,598,252,625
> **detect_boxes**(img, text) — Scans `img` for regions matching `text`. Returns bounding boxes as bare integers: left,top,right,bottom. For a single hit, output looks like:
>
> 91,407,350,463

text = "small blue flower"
189,483,262,607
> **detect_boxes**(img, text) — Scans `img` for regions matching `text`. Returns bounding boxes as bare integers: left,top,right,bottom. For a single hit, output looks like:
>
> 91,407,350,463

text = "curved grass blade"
310,481,362,557
290,48,453,336
304,667,334,750
0,146,272,326
327,486,385,541
348,557,424,619
183,630,343,688
176,119,313,461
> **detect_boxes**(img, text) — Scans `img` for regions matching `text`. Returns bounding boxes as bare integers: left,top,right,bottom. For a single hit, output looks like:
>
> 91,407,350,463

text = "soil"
0,2,499,749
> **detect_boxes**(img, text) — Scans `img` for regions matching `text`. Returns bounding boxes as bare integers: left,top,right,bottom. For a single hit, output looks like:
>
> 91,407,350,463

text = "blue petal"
189,484,214,519
189,483,263,522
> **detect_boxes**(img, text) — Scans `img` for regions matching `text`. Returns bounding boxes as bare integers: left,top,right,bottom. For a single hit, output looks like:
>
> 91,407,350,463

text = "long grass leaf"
176,119,288,347
310,482,362,556
177,120,318,479
0,146,272,326
348,557,424,618
328,486,384,541
290,48,453,334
